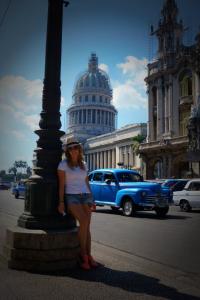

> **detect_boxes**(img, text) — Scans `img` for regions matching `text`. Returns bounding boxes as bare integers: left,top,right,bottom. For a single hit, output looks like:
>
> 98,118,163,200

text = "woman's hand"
58,202,65,215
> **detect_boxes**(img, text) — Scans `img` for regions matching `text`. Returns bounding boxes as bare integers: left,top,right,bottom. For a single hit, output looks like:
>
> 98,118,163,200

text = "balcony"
179,95,193,106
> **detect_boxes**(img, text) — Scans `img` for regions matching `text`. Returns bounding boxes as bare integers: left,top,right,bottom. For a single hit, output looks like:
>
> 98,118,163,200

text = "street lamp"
5,0,79,272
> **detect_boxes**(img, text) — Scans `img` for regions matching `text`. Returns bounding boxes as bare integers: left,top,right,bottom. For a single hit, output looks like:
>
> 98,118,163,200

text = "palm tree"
132,134,146,155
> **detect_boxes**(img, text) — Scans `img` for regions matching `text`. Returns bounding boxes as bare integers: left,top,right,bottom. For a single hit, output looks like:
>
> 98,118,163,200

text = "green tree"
132,134,146,155
8,166,17,181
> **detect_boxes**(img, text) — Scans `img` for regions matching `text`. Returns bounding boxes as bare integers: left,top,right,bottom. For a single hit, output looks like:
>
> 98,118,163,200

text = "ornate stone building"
63,53,147,172
139,0,200,179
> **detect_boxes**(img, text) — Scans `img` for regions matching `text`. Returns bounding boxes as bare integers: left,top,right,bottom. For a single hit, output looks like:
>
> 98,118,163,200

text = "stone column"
168,81,173,134
115,146,119,167
104,151,107,168
157,81,163,139
195,72,200,102
173,78,179,136
148,88,153,141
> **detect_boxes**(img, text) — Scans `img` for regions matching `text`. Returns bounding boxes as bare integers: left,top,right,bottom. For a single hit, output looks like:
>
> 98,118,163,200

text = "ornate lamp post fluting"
18,0,75,230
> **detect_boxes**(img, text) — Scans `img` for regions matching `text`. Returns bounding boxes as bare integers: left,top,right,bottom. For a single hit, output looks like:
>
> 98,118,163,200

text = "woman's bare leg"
68,204,89,256
82,204,92,255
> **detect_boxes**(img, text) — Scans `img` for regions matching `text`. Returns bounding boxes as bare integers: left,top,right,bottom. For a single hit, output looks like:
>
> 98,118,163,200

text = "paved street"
0,190,200,299
92,205,200,275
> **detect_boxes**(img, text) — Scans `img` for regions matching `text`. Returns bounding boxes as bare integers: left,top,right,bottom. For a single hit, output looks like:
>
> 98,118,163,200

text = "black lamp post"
5,1,79,272
18,0,75,230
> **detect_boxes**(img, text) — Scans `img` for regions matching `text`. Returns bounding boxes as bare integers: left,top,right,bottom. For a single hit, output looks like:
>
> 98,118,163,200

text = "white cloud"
99,63,109,74
0,75,43,113
61,96,65,107
0,76,43,134
117,56,148,91
23,114,40,131
112,56,148,109
113,80,147,109
11,130,27,140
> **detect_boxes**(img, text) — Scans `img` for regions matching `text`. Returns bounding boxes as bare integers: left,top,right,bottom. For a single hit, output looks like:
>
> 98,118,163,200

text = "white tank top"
57,159,90,194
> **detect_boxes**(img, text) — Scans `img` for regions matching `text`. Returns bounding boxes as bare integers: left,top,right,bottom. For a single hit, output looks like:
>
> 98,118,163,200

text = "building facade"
139,0,200,179
84,123,147,172
63,53,147,172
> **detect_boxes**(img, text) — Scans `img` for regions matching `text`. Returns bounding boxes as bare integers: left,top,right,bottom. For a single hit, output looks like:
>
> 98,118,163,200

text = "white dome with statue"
66,53,117,142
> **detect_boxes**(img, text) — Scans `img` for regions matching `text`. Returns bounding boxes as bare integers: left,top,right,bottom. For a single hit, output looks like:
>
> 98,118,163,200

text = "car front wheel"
122,199,135,216
180,200,191,212
15,192,19,199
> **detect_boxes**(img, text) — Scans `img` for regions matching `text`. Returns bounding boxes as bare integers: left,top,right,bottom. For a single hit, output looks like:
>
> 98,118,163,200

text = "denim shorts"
64,193,94,206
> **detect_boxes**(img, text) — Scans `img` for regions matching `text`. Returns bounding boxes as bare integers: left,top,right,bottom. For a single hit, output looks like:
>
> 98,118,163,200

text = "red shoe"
80,255,90,270
88,255,99,268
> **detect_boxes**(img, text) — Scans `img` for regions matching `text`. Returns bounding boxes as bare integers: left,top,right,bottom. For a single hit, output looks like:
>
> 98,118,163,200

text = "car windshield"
162,180,177,188
117,172,142,182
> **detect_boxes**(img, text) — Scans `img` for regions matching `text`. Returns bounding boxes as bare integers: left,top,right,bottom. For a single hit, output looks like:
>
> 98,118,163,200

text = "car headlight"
141,191,147,198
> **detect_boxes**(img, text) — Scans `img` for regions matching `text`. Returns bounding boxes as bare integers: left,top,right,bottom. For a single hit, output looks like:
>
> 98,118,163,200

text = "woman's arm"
85,176,92,194
57,169,65,214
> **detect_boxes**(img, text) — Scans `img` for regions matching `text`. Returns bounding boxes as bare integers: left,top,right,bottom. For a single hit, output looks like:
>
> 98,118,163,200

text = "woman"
57,137,98,270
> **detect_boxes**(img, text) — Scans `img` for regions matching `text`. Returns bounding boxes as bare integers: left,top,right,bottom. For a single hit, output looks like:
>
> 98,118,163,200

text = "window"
88,173,93,181
92,95,96,102
85,95,88,102
93,172,103,182
104,173,116,182
99,96,102,102
117,172,142,182
188,182,200,191
179,110,190,136
179,70,193,97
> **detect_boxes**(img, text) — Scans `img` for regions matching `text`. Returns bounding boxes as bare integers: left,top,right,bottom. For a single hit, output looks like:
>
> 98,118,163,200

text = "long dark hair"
65,144,85,170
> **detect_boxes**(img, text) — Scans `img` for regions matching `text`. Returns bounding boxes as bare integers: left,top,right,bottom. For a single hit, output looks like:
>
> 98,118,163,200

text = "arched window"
153,160,163,179
179,70,193,97
179,70,193,136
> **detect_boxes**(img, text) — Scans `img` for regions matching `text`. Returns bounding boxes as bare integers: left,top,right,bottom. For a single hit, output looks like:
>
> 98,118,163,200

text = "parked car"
89,169,170,217
0,182,10,190
13,181,26,198
173,179,200,211
169,179,189,192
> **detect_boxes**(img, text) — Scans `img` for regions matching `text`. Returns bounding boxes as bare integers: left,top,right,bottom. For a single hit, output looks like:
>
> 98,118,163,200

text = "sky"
0,0,200,172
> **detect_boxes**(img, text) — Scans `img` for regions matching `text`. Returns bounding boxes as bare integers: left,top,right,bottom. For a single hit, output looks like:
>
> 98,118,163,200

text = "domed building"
62,53,147,173
66,53,117,142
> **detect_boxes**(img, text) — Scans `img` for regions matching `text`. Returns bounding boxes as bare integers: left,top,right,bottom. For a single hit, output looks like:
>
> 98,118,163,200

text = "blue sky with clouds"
0,0,200,171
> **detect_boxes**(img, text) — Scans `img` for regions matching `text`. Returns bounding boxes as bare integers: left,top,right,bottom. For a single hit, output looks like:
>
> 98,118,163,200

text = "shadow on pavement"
94,209,190,220
44,265,199,300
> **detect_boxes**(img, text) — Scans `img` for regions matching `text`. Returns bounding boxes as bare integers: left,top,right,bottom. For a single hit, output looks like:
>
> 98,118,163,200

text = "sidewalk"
0,212,200,299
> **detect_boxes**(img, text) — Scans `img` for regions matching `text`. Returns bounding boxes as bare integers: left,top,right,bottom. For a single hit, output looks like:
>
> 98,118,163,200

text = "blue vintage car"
89,169,170,217
12,181,26,199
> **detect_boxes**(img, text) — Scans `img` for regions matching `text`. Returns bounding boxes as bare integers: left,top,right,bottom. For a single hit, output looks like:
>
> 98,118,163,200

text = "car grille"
146,195,169,204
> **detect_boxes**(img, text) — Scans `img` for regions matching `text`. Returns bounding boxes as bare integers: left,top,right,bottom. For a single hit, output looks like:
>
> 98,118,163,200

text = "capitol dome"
66,53,117,142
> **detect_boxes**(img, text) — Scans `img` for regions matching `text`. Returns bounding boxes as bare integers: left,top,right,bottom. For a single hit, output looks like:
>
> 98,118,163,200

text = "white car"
173,179,200,211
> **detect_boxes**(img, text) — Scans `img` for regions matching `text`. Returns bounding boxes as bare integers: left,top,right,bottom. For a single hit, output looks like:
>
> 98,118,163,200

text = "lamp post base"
4,226,80,272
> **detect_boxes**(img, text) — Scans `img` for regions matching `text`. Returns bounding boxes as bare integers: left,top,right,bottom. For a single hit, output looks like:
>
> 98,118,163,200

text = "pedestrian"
57,137,98,270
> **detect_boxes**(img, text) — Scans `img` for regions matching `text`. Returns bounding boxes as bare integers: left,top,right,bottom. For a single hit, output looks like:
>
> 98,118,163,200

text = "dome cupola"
66,53,117,142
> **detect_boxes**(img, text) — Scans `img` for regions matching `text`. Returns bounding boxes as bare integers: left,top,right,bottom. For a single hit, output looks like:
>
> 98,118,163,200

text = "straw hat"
63,137,81,149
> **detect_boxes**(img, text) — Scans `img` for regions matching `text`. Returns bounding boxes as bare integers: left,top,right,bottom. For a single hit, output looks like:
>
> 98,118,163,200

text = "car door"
89,172,103,202
101,172,118,203
187,181,200,208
